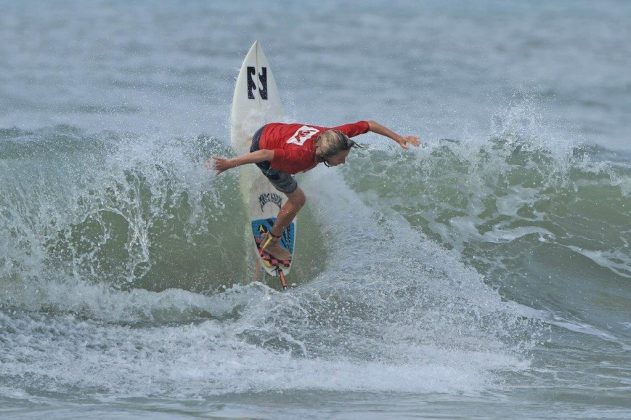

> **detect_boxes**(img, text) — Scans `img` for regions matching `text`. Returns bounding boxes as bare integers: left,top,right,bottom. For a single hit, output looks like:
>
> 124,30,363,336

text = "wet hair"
316,130,362,161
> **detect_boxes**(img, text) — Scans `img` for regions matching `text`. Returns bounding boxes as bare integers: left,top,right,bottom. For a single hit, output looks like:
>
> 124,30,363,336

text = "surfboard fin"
276,268,288,290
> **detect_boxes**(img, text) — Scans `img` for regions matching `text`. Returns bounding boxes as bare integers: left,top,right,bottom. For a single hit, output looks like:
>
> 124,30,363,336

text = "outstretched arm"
205,149,274,175
367,120,420,149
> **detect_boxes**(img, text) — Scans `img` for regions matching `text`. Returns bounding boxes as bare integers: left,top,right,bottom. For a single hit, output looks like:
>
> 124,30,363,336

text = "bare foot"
261,233,292,261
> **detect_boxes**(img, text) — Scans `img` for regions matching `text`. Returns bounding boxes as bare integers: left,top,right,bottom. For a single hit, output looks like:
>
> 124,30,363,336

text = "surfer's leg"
255,166,302,235
260,187,304,260
270,187,305,236
255,165,300,260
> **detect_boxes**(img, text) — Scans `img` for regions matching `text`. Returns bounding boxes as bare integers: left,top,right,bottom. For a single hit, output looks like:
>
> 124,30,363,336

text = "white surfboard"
230,41,296,286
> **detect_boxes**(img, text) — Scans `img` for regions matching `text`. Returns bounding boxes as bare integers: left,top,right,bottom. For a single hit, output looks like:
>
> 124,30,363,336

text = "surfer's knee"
288,188,306,209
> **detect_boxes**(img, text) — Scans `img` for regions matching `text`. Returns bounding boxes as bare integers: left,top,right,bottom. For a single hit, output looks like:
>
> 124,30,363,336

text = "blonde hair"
316,130,357,160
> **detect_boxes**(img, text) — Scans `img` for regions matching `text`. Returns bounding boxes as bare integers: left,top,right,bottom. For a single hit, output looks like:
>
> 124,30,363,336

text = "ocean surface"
1,0,631,418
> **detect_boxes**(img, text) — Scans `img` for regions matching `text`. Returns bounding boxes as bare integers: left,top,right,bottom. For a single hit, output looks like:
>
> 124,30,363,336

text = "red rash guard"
259,121,370,174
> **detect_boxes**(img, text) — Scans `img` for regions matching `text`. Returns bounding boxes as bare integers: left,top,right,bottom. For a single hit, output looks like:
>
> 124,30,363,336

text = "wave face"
2,103,631,418
344,105,631,341
2,113,630,415
0,124,539,405
0,126,243,294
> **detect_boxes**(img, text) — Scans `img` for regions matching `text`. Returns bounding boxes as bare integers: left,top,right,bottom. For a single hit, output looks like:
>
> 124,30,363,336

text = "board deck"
230,41,296,279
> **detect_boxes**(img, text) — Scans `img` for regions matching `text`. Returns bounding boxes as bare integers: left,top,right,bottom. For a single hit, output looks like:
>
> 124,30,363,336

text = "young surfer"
208,120,419,260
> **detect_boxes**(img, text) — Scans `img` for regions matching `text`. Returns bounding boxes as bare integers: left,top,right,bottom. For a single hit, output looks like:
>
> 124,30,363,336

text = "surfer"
208,120,419,260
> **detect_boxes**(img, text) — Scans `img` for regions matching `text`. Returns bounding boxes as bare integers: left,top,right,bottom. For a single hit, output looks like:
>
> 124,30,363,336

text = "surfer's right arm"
208,150,274,175
366,120,420,149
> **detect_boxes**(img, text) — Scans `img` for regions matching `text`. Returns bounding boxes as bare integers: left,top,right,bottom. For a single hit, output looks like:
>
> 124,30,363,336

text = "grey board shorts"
250,125,298,194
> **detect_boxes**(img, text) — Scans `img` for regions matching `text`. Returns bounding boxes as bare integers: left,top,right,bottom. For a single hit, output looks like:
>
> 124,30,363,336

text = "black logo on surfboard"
259,192,282,211
247,66,268,100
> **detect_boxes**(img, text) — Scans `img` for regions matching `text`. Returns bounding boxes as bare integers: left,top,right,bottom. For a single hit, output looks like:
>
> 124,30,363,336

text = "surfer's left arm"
366,120,420,149
208,149,275,175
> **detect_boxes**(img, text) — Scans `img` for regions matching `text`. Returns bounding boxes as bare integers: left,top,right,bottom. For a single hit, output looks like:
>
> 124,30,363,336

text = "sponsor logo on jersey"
286,125,319,146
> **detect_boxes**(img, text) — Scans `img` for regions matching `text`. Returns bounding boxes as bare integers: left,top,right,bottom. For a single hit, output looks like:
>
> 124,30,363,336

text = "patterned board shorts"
250,126,298,194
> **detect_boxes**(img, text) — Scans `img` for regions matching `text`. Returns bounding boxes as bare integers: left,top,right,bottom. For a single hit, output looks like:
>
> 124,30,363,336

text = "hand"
397,135,420,149
205,156,234,175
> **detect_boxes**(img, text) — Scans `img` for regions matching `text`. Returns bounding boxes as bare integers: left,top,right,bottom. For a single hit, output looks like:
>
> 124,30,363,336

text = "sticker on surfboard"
251,218,295,269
